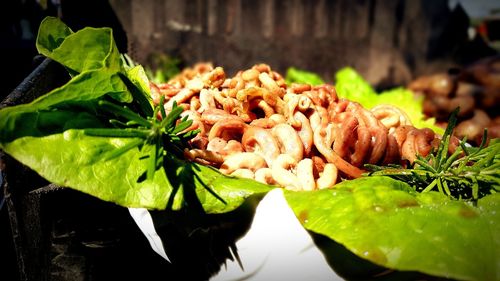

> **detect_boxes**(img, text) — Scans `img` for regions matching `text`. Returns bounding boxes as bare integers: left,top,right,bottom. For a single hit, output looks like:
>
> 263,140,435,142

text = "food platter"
1,17,499,281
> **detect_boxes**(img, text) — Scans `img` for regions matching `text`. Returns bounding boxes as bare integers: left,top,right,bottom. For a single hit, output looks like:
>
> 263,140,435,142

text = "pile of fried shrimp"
150,63,454,191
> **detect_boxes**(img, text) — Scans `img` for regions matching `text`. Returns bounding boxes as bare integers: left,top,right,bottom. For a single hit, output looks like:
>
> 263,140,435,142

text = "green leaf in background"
334,66,377,101
285,67,325,85
335,67,444,134
284,176,500,281
144,53,182,83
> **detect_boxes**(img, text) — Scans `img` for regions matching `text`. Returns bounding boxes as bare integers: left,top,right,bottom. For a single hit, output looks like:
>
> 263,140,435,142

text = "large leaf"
1,130,271,211
0,70,130,143
2,131,171,209
36,16,122,74
284,176,500,281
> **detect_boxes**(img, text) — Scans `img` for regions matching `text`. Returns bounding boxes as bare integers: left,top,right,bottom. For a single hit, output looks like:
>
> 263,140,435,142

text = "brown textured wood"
111,0,469,86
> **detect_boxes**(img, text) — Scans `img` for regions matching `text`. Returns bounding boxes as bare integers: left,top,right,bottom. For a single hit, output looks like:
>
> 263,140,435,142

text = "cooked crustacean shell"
153,63,449,191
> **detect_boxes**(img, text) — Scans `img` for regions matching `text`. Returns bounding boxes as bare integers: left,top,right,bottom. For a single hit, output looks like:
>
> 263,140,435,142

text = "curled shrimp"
220,152,267,174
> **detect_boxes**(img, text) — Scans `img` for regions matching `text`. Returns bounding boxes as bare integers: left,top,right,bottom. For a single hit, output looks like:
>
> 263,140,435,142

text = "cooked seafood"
151,63,449,191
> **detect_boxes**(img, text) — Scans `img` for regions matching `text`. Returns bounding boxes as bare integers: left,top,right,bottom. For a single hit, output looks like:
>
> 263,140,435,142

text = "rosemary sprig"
83,98,200,182
365,108,500,203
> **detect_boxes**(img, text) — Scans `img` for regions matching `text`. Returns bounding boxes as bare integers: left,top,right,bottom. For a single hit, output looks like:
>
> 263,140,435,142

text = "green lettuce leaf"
126,65,152,98
36,17,122,75
285,67,325,85
0,70,128,143
165,156,272,213
122,65,154,116
335,67,444,134
35,16,73,56
1,130,271,211
3,131,171,209
284,176,500,281
334,66,377,102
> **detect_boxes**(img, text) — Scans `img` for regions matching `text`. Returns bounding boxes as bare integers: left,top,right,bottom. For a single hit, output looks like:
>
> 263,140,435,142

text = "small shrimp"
220,152,267,174
272,123,304,162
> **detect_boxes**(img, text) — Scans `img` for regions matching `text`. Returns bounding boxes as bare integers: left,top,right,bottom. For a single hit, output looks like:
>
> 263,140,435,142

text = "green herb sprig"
366,108,500,203
84,96,199,181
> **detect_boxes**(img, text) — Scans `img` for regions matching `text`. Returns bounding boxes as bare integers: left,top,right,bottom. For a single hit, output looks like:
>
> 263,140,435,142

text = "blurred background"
1,1,499,280
1,0,499,100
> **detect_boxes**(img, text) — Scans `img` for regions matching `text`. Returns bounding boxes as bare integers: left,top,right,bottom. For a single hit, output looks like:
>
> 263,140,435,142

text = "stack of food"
408,55,500,145
150,63,457,191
